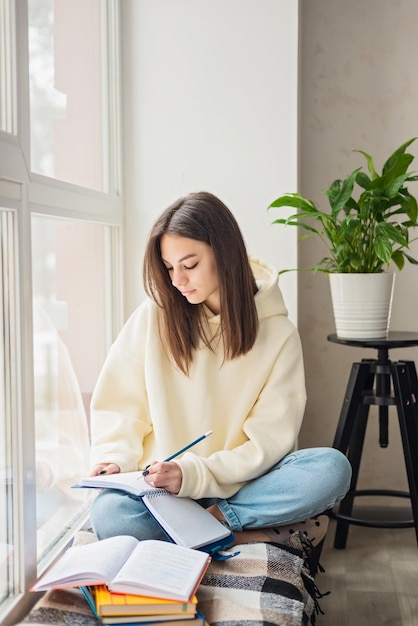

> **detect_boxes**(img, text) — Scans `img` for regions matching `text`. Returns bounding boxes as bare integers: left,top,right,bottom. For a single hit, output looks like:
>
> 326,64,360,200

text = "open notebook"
73,472,233,553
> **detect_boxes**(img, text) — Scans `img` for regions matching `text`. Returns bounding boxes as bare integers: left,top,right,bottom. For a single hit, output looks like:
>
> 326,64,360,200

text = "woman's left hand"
144,461,182,494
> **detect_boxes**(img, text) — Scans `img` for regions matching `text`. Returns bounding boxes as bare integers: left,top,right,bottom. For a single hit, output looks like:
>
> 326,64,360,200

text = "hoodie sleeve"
176,322,307,500
89,304,153,472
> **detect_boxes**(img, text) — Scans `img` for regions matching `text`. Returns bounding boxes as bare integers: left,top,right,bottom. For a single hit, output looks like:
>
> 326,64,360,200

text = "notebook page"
73,472,166,497
142,492,231,549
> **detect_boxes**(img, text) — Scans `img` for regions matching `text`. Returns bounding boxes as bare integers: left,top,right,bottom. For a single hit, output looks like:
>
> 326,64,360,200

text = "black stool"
328,332,418,549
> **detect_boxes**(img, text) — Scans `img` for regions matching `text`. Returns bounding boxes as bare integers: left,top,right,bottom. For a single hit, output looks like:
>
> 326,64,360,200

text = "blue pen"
142,430,213,476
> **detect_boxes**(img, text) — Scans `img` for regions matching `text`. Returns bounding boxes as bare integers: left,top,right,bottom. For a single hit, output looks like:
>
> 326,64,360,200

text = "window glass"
32,215,113,563
28,0,107,191
0,210,17,603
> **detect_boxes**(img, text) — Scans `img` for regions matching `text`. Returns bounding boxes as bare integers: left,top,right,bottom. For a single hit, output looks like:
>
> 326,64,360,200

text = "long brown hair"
143,192,259,374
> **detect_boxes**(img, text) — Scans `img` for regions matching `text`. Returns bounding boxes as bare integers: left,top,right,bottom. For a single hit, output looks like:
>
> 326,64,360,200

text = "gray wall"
298,0,418,500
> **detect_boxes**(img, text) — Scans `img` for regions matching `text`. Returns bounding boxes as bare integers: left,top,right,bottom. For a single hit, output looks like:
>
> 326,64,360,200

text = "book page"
110,540,210,600
73,472,167,497
32,535,139,591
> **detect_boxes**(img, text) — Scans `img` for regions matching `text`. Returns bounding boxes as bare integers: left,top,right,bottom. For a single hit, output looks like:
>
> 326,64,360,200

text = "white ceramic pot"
329,273,395,339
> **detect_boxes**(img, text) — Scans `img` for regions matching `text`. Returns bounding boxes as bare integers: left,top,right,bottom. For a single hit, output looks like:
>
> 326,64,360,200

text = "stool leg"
391,361,418,546
332,361,374,549
334,406,369,548
332,361,374,451
376,367,391,448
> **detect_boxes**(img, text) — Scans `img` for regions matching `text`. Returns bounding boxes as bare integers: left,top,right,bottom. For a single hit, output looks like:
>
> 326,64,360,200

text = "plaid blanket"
197,534,318,626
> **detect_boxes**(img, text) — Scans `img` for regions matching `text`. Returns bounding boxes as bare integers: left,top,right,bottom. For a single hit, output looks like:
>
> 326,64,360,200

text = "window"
0,209,18,605
0,1,15,133
32,216,115,563
0,2,122,623
28,0,109,191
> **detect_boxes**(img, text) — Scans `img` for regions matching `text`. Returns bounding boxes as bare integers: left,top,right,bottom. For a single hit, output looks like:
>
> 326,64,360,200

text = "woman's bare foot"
206,503,226,522
230,529,274,545
206,505,273,546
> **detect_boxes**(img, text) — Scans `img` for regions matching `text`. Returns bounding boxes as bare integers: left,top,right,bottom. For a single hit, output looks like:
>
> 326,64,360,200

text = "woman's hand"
144,461,183,494
90,463,120,476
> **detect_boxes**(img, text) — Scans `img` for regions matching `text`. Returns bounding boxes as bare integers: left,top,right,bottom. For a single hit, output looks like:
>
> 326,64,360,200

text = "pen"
142,430,213,476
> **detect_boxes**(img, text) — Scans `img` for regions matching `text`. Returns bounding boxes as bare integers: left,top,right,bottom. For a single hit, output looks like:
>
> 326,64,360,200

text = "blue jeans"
90,447,351,540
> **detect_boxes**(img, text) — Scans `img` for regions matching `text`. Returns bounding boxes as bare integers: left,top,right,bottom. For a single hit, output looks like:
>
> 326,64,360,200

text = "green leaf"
323,178,342,203
271,206,327,222
344,196,360,213
327,169,361,214
380,153,414,188
355,171,371,190
391,249,405,270
312,257,332,272
374,235,393,263
377,222,408,246
268,194,316,212
401,192,418,222
402,251,418,265
382,138,417,175
384,173,411,198
271,218,322,236
349,256,362,271
355,150,378,179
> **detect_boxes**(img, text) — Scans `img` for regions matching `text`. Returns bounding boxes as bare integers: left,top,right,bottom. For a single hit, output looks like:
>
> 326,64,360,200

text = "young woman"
89,191,351,545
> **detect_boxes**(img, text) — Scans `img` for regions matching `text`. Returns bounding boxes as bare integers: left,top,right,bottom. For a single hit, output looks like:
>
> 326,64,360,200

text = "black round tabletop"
327,332,418,350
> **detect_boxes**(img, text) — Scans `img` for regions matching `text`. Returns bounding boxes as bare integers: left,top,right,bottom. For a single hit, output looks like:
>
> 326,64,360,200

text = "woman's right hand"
90,463,120,476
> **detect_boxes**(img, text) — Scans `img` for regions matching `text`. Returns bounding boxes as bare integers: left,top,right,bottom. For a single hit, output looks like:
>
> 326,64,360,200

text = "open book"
31,535,210,602
73,472,232,552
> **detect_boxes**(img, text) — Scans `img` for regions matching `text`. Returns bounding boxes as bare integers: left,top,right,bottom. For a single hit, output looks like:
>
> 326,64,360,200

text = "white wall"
121,0,300,323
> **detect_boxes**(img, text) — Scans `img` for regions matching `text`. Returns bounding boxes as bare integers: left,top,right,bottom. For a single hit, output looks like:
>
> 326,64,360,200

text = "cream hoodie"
90,257,306,500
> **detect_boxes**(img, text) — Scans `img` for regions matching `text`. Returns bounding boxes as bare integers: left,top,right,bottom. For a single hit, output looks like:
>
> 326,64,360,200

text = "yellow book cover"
94,585,198,617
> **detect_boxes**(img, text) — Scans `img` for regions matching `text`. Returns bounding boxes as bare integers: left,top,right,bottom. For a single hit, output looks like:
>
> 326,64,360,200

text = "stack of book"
31,536,211,625
82,584,206,625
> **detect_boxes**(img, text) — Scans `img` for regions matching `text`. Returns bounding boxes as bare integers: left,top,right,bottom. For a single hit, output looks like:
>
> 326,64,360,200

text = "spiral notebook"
73,472,232,552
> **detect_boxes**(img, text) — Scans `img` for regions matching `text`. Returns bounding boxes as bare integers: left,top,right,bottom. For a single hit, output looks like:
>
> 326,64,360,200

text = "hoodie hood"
204,256,288,323
251,256,288,320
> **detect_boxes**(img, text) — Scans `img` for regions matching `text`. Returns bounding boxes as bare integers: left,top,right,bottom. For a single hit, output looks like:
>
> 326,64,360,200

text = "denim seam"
217,498,242,531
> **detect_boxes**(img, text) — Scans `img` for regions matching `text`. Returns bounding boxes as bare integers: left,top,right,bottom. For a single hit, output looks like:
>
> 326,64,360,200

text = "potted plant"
268,138,418,338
